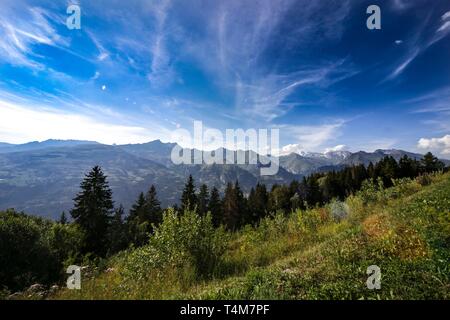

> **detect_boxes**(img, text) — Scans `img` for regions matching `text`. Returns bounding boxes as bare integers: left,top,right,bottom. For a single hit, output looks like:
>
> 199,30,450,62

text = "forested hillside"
1,153,449,299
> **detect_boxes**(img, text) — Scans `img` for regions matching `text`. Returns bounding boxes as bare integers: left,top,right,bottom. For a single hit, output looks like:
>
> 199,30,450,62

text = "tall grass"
53,172,450,300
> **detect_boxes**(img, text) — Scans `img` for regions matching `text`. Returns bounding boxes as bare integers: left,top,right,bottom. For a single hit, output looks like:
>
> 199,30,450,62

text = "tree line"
66,152,446,257
0,152,446,292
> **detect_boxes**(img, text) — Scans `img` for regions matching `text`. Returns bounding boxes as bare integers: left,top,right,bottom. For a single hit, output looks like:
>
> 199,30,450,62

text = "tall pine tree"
128,192,146,223
208,187,222,227
421,152,444,173
70,166,114,256
181,175,197,212
222,182,239,230
234,181,248,227
144,185,162,226
127,186,162,246
197,184,209,217
59,211,67,225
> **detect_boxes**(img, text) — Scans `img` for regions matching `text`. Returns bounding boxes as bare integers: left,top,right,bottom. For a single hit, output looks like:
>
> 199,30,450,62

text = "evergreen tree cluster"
64,152,447,256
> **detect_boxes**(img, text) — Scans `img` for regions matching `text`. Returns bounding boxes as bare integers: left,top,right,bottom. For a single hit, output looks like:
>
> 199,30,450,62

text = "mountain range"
0,139,447,219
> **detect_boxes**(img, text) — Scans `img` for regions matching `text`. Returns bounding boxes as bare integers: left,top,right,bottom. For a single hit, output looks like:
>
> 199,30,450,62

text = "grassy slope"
54,173,450,300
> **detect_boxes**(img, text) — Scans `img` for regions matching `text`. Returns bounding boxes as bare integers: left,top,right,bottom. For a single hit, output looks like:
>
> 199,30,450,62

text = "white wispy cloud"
389,49,420,79
414,104,450,114
147,0,177,88
0,6,67,69
421,119,450,133
391,0,421,11
237,60,356,122
387,9,450,80
86,31,110,62
406,86,450,133
437,10,450,33
175,0,353,122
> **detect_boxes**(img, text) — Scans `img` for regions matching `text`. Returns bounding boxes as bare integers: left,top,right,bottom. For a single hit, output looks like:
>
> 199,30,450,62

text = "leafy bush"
416,174,432,186
48,223,85,270
356,178,385,204
0,210,85,292
345,195,366,223
384,178,420,199
247,211,288,242
0,210,58,291
295,207,329,232
122,208,228,282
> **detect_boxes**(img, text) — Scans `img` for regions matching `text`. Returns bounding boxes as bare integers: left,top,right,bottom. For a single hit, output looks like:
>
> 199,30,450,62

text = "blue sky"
0,0,449,156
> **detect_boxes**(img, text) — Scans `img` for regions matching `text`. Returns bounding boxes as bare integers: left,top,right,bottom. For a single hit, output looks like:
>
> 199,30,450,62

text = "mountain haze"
0,139,447,219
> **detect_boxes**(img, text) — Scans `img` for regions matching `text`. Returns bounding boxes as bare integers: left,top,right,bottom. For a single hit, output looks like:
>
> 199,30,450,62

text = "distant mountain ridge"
0,139,99,153
0,139,447,219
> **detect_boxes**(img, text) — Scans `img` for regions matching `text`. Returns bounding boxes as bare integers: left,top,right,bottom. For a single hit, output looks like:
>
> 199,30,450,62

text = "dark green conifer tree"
181,175,197,212
59,211,67,225
197,184,209,217
208,187,222,227
70,166,114,256
144,185,162,226
108,205,127,254
128,192,146,222
421,152,444,173
222,182,239,230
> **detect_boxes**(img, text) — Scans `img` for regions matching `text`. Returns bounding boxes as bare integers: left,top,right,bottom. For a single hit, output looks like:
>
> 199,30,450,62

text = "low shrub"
122,208,229,283
0,210,58,291
356,178,385,204
416,174,432,186
295,207,329,232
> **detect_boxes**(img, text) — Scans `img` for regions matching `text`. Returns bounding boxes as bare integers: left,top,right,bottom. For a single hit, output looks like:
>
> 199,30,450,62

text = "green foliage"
0,210,84,292
54,172,450,300
421,152,445,173
295,207,329,232
191,173,450,300
127,185,162,247
70,165,114,256
268,185,292,214
122,208,229,283
248,183,269,222
181,175,197,212
416,174,433,186
197,184,209,217
0,210,55,291
107,205,128,254
249,211,289,243
48,222,84,268
222,181,247,230
208,187,222,227
6,155,449,299
356,177,385,204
